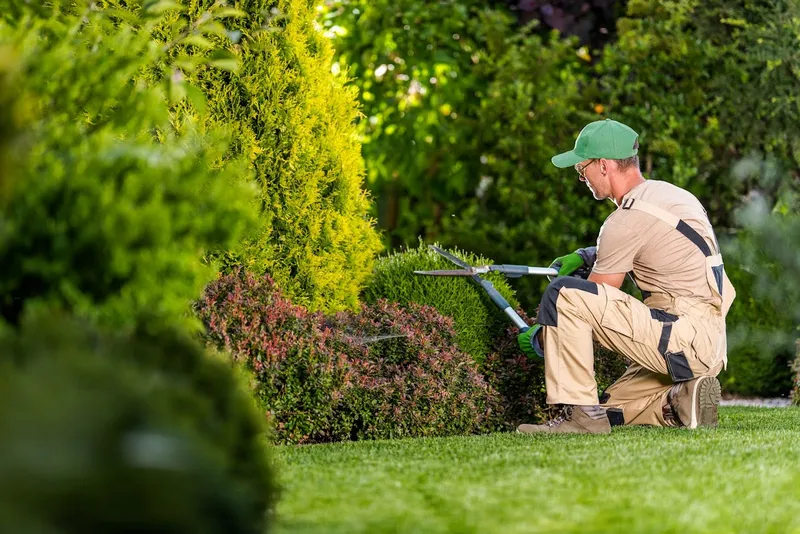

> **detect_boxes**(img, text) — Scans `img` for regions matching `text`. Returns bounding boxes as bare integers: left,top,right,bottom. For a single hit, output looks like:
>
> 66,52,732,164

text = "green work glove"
517,325,544,359
549,246,597,278
550,252,584,277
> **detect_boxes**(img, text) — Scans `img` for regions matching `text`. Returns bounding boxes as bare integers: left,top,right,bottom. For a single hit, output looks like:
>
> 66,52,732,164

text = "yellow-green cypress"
155,0,383,313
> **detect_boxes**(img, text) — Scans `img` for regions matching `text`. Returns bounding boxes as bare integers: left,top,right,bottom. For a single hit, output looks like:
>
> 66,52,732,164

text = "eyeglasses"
575,159,596,179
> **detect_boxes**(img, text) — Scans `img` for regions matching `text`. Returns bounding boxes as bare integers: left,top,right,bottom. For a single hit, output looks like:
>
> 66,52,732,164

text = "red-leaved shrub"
196,270,501,444
325,299,500,440
483,320,551,429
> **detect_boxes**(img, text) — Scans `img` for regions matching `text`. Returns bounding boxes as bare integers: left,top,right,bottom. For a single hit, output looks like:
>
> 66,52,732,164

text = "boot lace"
546,406,573,427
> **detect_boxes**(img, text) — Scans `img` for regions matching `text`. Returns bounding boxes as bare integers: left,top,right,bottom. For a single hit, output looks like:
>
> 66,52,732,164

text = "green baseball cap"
551,119,639,168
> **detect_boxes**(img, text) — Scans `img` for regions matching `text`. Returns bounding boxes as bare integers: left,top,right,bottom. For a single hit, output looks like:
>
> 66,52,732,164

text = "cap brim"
551,150,585,168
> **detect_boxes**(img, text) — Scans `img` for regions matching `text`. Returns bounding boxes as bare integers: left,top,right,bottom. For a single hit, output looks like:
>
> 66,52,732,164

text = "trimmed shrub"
196,269,351,443
196,269,501,444
362,242,519,362
199,268,629,441
150,0,383,313
0,5,258,333
0,314,276,534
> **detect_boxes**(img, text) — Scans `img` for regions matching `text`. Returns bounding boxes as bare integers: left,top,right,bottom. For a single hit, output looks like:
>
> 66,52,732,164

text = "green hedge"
720,171,800,397
197,268,628,442
362,242,519,362
0,314,277,534
0,4,258,333
150,0,383,313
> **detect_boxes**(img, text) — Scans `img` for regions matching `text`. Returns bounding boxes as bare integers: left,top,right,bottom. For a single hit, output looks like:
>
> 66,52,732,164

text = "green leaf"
145,0,184,14
214,8,247,18
200,21,228,38
183,34,215,49
173,55,200,73
207,58,240,72
185,83,207,116
169,78,187,105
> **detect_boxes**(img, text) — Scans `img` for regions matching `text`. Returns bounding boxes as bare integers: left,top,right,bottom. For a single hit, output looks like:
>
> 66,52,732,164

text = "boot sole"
690,376,721,429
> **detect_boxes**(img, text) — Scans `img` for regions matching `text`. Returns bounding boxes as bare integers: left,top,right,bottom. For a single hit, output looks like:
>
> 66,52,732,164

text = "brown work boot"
667,376,721,429
516,405,611,434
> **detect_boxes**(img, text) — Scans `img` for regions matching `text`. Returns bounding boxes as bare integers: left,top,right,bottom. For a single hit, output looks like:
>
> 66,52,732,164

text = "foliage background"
324,0,800,397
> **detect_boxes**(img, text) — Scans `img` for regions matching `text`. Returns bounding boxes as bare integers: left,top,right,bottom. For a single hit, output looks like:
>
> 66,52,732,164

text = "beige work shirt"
592,180,719,306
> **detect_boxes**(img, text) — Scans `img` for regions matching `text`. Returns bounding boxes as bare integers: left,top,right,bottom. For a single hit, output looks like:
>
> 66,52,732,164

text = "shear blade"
429,245,471,269
414,269,474,276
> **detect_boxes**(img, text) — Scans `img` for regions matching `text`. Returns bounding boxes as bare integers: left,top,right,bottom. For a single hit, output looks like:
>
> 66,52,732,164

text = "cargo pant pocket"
600,286,651,344
666,320,712,380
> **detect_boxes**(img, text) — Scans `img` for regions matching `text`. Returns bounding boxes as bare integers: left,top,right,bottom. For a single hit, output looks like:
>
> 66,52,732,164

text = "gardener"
516,118,736,434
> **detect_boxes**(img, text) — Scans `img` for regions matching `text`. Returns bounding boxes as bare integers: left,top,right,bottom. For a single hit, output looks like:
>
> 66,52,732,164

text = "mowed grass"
272,407,800,534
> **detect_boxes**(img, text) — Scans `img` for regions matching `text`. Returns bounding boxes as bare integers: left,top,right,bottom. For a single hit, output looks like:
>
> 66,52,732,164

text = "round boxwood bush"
362,241,520,363
0,314,276,534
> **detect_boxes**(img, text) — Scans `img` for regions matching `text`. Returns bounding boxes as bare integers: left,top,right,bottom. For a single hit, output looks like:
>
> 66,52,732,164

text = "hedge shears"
414,245,558,333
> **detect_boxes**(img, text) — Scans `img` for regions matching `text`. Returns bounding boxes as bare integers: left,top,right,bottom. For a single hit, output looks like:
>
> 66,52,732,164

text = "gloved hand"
517,324,544,359
549,246,597,278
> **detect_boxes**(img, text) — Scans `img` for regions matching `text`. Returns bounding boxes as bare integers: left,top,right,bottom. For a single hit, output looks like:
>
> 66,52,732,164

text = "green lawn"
272,407,800,534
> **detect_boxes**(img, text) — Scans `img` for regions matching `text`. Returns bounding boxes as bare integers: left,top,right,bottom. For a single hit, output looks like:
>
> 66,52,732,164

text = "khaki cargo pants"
537,277,724,426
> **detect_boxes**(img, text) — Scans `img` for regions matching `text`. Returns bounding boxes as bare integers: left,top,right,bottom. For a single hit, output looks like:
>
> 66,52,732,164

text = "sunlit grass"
273,407,800,534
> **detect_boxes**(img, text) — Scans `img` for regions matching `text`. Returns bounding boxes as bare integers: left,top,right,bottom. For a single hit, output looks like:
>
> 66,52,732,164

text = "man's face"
575,159,609,201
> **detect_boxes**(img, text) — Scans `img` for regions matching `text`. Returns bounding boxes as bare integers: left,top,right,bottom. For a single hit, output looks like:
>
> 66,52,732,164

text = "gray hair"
615,138,640,172
615,155,640,172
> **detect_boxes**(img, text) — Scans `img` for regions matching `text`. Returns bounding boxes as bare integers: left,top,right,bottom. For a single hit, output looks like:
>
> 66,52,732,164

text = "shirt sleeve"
592,216,641,275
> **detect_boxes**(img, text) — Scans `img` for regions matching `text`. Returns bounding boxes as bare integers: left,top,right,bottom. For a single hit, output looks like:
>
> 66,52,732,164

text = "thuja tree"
0,3,259,332
150,0,383,313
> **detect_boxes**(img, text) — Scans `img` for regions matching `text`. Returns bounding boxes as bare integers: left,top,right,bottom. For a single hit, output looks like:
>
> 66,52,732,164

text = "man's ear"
599,158,609,174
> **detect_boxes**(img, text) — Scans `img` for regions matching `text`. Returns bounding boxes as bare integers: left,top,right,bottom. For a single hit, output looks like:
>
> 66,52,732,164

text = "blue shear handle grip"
495,264,530,276
477,278,529,331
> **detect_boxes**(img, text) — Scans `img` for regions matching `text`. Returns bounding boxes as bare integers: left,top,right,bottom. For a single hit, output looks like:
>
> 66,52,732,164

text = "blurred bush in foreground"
0,314,277,534
0,3,259,333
